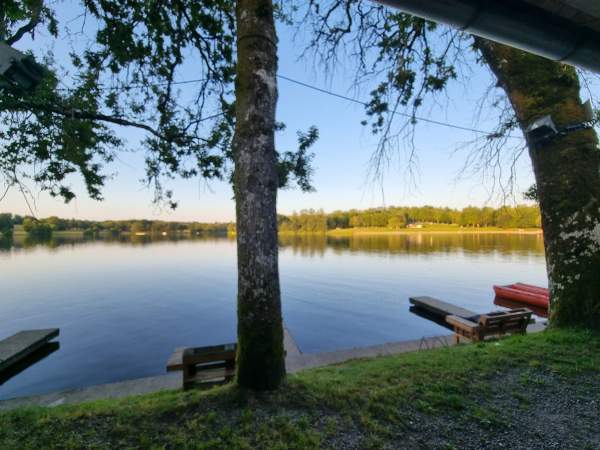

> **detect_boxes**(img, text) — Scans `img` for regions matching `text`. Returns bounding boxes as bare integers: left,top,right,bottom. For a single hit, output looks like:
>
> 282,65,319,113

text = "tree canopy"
5,1,595,207
1,0,315,208
298,1,599,192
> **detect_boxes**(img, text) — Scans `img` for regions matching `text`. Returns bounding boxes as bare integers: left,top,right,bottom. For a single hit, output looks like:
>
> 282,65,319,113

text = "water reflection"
3,232,544,258
0,342,60,386
279,232,544,257
0,234,12,251
1,233,232,254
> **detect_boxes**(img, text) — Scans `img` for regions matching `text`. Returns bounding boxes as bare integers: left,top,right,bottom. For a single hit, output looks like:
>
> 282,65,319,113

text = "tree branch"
12,98,170,141
5,1,44,45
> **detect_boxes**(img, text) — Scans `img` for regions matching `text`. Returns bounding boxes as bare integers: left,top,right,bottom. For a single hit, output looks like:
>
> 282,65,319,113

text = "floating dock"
409,296,476,320
0,329,60,373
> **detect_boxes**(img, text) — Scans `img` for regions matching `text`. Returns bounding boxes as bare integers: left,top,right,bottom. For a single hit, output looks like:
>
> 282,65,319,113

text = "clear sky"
0,3,555,222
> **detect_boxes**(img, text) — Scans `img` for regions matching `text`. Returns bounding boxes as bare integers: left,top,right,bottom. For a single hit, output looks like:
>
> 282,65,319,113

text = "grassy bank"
1,329,598,449
277,225,543,237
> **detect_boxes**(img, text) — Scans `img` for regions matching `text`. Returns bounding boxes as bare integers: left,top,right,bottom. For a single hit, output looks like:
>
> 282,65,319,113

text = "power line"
276,74,521,139
56,77,208,92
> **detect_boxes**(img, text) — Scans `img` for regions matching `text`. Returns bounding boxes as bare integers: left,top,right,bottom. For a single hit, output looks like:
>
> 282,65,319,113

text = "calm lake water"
0,232,547,400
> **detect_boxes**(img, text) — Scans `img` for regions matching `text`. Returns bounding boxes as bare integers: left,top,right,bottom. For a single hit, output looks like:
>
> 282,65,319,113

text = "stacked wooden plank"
446,309,532,343
167,343,236,390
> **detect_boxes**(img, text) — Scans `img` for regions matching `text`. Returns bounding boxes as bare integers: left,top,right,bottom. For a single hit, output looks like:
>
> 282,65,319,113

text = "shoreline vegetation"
1,227,545,256
0,329,597,449
0,204,541,240
9,225,542,239
321,226,541,236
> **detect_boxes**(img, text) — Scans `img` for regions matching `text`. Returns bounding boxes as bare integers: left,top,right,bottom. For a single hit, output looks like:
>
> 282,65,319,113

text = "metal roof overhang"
375,0,600,73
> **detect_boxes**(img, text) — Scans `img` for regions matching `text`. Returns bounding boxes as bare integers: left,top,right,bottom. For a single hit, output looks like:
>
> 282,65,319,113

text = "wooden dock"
409,296,476,320
0,329,60,373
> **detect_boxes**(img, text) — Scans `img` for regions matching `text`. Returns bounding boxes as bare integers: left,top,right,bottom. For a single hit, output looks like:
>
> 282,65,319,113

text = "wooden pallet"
446,308,532,343
0,329,60,373
167,343,236,390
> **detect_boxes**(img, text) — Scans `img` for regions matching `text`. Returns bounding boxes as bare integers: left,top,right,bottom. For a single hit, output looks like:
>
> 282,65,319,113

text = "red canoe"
494,296,548,318
493,283,549,308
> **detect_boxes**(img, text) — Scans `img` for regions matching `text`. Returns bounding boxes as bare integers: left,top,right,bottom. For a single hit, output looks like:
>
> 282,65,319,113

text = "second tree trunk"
476,38,600,329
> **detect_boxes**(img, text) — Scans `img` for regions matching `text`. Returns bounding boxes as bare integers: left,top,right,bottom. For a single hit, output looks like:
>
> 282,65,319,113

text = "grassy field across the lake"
326,225,542,236
0,328,598,449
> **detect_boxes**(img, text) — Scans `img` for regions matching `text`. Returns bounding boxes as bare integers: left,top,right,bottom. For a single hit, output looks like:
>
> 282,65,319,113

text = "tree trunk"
475,38,600,329
232,0,286,389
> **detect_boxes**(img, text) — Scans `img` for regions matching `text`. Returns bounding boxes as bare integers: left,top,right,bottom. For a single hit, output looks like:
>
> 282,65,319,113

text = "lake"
0,232,546,400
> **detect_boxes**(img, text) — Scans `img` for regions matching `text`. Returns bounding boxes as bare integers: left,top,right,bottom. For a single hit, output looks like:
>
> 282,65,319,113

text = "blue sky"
1,3,544,222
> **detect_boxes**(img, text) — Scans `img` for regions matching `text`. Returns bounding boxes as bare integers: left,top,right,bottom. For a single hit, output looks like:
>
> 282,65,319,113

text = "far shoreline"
277,226,543,237
325,227,543,236
9,226,543,240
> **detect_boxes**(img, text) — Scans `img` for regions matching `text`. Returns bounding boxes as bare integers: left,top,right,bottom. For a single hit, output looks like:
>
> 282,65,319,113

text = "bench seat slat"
183,348,236,365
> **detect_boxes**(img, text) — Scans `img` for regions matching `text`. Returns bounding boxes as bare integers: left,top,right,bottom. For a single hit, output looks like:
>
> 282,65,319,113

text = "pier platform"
0,329,60,374
409,296,476,319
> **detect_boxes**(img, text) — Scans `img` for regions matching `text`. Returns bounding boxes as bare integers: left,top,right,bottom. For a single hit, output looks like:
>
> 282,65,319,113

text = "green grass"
0,329,598,449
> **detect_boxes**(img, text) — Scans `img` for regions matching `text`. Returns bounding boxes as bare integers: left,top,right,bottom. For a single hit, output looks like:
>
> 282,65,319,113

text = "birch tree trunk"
232,0,286,389
476,38,600,329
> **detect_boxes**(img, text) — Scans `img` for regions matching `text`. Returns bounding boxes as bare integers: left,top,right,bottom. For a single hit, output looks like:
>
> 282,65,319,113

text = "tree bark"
232,0,286,389
475,38,600,329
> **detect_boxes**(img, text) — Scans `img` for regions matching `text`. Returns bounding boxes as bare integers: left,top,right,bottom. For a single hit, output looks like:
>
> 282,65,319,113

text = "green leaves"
1,1,321,208
277,126,319,192
1,1,239,206
0,53,124,202
2,0,58,43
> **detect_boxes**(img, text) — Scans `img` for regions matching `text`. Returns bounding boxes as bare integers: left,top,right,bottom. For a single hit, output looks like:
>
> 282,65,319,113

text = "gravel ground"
321,370,600,450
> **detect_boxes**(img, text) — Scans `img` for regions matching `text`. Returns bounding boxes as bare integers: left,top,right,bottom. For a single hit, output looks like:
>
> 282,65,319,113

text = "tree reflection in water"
278,232,544,258
2,232,544,258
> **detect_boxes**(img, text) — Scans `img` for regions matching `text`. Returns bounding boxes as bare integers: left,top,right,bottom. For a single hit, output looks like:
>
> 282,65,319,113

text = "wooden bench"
446,308,532,343
167,343,236,390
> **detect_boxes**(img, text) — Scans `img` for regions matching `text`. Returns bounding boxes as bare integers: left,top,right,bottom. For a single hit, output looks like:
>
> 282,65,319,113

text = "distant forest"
0,204,540,238
276,205,541,233
0,214,231,238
